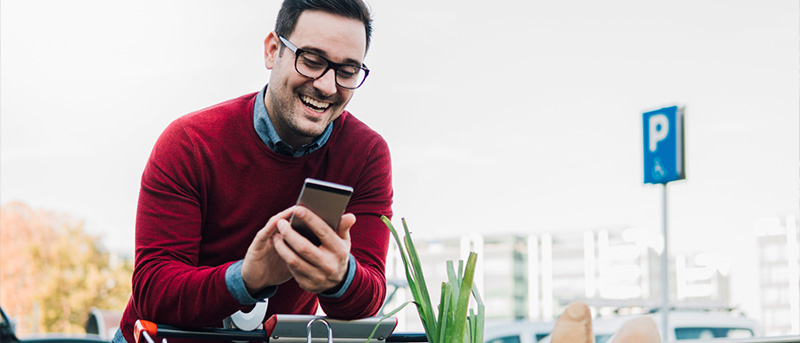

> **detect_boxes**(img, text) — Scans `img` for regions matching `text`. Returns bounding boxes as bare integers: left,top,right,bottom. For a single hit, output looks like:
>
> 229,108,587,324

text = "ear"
264,32,281,70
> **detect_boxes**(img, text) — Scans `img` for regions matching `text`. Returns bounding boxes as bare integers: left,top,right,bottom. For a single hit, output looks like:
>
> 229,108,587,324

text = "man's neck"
255,86,333,157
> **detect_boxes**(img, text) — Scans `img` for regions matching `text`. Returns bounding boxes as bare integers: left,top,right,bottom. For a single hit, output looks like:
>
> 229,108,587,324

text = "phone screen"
289,178,353,246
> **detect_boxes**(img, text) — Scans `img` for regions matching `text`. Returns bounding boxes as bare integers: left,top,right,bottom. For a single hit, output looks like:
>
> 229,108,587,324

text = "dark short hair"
275,0,373,52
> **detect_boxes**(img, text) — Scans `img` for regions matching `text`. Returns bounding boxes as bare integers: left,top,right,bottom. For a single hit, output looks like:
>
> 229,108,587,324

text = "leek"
375,216,485,343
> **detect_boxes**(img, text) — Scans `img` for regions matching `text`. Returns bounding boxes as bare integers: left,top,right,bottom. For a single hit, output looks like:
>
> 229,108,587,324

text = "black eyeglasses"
278,35,369,90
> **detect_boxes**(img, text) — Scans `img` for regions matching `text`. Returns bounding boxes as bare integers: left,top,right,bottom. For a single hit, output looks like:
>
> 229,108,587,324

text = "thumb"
337,213,356,240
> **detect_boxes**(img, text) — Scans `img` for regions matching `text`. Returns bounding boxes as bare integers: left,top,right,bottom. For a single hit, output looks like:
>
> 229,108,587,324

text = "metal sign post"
661,183,669,342
643,105,685,342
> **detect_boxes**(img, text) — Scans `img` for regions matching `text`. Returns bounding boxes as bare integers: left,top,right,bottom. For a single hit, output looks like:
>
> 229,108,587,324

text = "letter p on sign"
649,114,669,152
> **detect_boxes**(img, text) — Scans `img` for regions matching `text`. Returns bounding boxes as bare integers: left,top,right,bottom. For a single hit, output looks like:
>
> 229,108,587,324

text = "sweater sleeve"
318,135,393,319
130,119,244,327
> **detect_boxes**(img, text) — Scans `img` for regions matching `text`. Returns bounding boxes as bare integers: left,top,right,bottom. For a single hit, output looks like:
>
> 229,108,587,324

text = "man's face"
263,10,367,149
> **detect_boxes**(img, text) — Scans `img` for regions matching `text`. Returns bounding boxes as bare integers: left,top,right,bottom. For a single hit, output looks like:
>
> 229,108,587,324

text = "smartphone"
289,178,353,246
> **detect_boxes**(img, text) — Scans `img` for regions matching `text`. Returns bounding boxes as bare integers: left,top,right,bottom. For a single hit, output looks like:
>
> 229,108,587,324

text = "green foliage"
378,216,484,343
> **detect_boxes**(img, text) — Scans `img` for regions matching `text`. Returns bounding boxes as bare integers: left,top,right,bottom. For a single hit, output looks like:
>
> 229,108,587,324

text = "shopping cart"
133,314,428,343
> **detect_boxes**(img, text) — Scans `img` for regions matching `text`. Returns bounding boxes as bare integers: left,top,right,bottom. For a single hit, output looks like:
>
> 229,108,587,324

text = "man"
114,1,392,342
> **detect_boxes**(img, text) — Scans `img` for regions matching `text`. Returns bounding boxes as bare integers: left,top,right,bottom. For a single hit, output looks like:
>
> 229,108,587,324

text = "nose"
313,68,338,96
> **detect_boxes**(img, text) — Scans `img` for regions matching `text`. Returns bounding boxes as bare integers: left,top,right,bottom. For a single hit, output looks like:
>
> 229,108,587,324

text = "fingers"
252,206,296,245
296,206,338,244
241,206,297,293
272,223,340,292
289,206,353,248
276,213,343,273
246,206,295,259
273,207,353,292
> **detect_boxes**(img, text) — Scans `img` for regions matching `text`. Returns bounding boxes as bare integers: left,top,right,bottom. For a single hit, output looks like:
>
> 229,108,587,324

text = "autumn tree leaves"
0,202,133,335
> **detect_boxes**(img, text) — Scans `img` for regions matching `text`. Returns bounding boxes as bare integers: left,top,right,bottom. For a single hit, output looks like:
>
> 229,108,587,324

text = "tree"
0,202,133,335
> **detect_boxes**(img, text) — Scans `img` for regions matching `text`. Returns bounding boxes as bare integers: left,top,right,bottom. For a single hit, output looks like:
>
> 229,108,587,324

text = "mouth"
300,94,331,113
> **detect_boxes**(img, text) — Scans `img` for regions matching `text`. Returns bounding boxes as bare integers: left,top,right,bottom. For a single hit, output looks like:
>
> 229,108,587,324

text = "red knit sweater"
119,92,393,342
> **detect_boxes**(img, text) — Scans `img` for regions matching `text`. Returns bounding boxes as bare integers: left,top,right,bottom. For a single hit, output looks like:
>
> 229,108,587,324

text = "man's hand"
272,206,356,293
241,207,295,295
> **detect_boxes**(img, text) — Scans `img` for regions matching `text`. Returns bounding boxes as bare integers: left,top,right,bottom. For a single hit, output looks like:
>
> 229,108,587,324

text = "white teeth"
301,95,330,111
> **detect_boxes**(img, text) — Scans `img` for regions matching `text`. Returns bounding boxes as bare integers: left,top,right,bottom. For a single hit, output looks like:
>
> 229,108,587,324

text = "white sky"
1,0,798,327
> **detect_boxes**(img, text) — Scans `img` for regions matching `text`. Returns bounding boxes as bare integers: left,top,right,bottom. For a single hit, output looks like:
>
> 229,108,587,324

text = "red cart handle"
134,319,158,343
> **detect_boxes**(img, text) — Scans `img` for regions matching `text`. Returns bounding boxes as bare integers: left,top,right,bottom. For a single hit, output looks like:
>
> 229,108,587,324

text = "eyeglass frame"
278,35,370,90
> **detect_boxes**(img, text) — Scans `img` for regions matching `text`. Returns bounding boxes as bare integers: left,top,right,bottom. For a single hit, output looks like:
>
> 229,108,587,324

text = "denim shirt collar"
253,84,333,157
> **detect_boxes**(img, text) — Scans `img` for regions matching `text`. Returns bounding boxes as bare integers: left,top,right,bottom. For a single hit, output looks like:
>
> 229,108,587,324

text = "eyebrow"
300,45,364,67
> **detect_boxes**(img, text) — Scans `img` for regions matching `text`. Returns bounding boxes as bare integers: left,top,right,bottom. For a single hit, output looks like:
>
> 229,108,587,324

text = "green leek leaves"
374,216,485,343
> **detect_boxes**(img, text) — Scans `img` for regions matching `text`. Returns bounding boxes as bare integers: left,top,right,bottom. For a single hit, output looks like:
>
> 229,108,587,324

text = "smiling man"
114,1,392,343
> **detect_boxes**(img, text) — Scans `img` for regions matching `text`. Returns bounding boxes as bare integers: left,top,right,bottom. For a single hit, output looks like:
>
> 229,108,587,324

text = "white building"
384,227,733,330
756,215,800,336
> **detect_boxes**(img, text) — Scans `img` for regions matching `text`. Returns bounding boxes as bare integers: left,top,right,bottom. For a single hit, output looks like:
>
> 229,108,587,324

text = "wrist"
319,254,357,298
227,260,277,305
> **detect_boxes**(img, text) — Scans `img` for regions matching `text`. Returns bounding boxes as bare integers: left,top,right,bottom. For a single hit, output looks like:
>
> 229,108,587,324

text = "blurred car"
535,308,761,343
1,307,107,343
484,319,554,343
591,309,761,342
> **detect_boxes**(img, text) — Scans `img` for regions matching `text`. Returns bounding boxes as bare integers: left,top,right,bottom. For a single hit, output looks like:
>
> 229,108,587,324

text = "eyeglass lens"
295,52,366,89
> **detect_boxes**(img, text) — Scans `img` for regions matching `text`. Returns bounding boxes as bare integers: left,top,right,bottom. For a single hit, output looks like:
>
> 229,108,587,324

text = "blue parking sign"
643,106,685,184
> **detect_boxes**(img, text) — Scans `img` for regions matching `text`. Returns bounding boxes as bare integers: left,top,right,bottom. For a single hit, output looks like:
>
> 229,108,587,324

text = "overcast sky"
1,0,798,326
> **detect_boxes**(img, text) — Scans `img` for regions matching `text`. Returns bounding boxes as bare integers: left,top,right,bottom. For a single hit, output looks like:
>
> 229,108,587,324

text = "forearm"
318,259,387,319
131,255,242,326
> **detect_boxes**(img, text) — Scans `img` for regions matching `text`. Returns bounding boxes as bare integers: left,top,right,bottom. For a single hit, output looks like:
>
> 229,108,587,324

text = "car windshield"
486,336,521,343
596,334,613,343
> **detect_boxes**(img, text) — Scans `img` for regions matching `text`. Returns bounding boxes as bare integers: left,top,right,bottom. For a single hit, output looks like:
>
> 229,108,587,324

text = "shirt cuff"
319,254,357,299
225,260,278,305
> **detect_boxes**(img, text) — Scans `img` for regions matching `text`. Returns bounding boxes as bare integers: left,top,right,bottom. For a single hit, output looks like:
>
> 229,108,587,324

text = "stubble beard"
267,84,334,144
